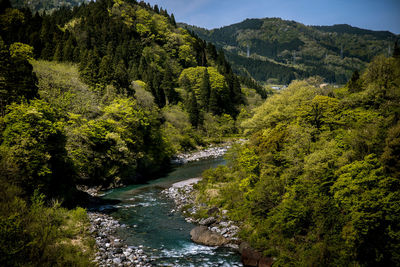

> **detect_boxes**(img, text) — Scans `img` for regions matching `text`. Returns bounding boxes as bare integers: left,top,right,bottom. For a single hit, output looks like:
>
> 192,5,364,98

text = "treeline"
195,54,400,266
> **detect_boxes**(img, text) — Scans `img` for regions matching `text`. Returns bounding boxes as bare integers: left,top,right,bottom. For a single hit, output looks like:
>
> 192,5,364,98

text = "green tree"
199,68,211,110
188,91,199,127
0,39,38,115
332,155,400,265
98,55,114,86
0,100,74,198
346,70,361,92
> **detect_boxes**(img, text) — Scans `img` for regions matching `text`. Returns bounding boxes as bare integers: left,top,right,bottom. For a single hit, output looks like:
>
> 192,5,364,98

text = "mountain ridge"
180,17,398,84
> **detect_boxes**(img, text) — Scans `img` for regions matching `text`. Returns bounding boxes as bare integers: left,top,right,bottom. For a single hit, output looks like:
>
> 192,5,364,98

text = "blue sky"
145,0,400,34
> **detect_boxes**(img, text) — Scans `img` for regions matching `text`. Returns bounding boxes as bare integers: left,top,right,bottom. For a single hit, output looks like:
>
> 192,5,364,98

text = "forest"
182,18,398,84
0,0,399,265
195,53,400,266
0,0,262,265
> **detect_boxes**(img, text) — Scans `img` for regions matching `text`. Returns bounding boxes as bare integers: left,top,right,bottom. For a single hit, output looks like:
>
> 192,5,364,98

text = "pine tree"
161,65,178,104
99,55,114,85
0,38,38,115
209,87,220,115
170,13,176,27
113,59,129,92
188,91,199,127
393,40,400,59
152,74,165,107
80,50,100,87
199,68,211,110
62,36,74,61
53,42,62,61
347,70,361,92
153,4,159,14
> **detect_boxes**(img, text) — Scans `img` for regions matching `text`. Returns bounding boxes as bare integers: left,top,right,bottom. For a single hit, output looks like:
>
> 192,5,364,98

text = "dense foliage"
0,179,95,266
0,0,256,265
195,55,400,266
182,18,398,84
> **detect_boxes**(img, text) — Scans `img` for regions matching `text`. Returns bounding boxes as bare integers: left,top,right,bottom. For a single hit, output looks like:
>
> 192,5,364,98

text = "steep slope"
182,18,398,84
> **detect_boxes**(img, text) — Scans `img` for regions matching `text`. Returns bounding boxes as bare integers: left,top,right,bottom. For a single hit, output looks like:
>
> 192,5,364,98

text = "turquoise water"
100,157,242,266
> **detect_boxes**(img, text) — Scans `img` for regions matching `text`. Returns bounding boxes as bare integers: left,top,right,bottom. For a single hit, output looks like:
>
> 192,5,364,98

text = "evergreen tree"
199,68,211,110
0,38,38,115
98,55,114,85
53,42,62,61
152,74,165,107
170,13,176,27
161,65,178,104
209,87,220,115
80,50,99,87
347,70,361,92
188,91,199,127
153,4,159,14
393,40,400,59
62,36,74,61
113,59,130,92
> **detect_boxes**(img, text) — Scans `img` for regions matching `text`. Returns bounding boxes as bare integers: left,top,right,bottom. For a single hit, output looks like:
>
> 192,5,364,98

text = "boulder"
239,242,273,267
199,217,216,226
190,226,228,246
207,207,220,215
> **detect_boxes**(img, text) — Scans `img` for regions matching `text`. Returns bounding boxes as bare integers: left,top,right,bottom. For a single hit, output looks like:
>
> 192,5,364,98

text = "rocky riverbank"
88,212,151,267
161,179,240,249
162,178,274,267
171,139,246,164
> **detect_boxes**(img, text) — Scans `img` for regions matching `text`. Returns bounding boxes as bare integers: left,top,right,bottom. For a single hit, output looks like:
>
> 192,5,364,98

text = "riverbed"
96,157,242,266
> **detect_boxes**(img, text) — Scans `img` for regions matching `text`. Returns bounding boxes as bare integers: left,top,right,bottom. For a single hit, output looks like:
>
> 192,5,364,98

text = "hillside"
195,54,400,266
181,18,398,84
0,1,258,265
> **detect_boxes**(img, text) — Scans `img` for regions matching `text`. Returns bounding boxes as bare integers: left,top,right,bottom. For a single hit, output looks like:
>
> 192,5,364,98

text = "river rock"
199,216,216,226
190,226,229,246
207,206,220,215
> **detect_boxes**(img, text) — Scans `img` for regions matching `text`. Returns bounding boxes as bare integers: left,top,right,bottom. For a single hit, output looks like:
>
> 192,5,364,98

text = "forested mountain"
181,18,398,84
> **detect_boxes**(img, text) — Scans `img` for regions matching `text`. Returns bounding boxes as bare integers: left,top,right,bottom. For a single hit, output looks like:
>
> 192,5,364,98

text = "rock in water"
190,226,228,246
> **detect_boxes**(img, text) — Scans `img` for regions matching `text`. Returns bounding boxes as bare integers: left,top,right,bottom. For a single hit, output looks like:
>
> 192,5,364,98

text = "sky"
145,0,400,34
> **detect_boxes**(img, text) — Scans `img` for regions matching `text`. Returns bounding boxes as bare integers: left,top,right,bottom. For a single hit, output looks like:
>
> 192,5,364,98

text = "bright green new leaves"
0,100,73,197
9,42,34,61
179,67,226,96
195,56,400,266
332,155,400,265
67,97,169,187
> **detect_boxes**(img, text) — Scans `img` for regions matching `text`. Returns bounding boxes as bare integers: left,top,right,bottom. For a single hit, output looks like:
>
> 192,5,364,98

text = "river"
99,157,242,266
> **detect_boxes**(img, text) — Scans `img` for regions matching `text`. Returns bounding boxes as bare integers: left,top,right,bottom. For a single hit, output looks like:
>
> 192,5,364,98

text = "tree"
113,59,130,92
199,68,211,110
209,87,220,115
0,100,74,198
170,13,176,27
161,64,178,104
80,50,99,87
188,91,199,127
346,70,361,92
0,39,38,115
332,155,400,265
98,55,114,86
393,40,400,59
